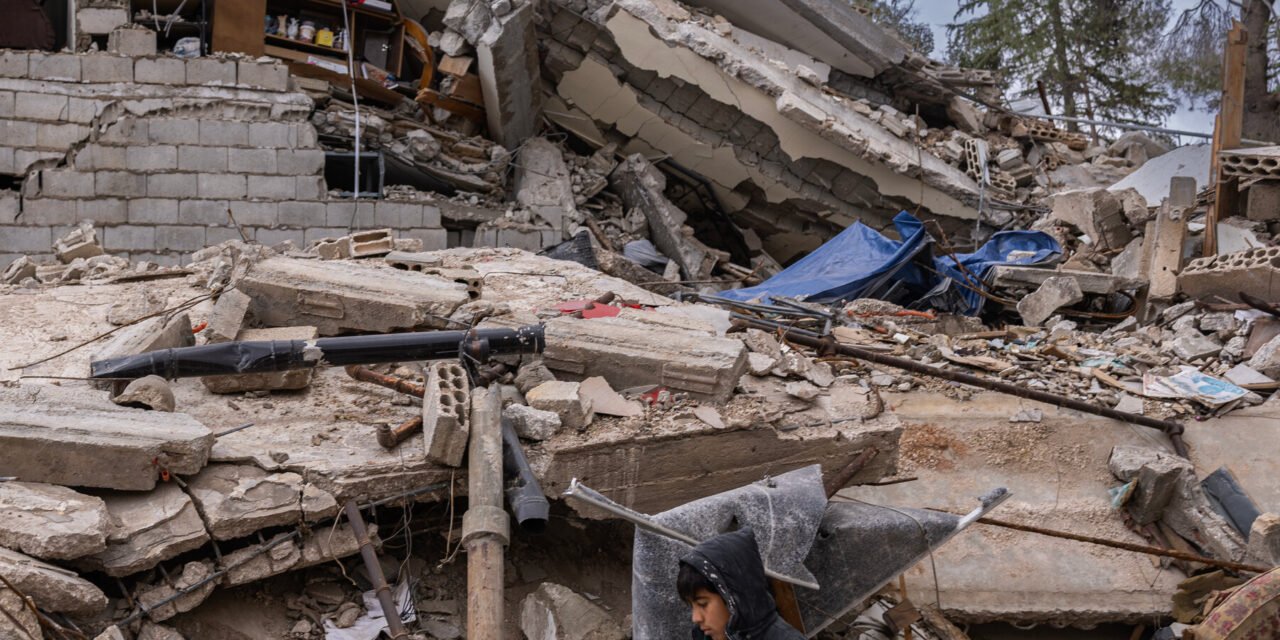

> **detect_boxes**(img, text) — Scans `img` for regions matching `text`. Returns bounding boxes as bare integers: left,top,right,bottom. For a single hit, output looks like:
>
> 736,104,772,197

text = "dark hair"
677,561,717,602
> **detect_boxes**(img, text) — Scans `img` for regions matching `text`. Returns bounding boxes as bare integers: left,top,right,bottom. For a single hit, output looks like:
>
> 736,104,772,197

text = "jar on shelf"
299,20,316,42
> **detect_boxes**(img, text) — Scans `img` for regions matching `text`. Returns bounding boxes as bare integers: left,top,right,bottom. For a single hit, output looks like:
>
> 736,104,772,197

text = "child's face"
688,588,731,640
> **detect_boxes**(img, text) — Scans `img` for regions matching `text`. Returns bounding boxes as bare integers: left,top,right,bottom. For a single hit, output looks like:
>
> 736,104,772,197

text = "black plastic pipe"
502,418,549,533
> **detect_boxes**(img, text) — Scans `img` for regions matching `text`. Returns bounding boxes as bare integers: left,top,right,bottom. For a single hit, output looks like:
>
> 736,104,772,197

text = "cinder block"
154,225,206,252
0,147,14,174
99,119,147,145
236,61,289,92
77,7,129,35
198,173,247,199
14,150,63,174
135,57,185,85
1180,247,1280,301
0,92,13,118
228,148,276,174
246,175,294,199
206,226,245,246
127,145,178,171
526,381,593,431
77,198,128,225
1246,182,1280,221
80,55,133,83
147,173,198,198
148,119,199,145
293,124,317,148
178,145,227,172
275,149,325,175
95,171,147,197
102,225,156,251
0,52,28,78
185,58,236,86
0,121,36,147
404,228,448,251
278,201,327,227
42,171,96,198
324,201,357,227
15,93,68,122
295,176,326,200
18,198,75,226
228,200,277,226
66,98,99,124
199,120,249,147
422,205,441,228
247,122,291,148
128,198,180,224
374,201,421,228
178,199,230,225
108,27,156,57
422,361,471,467
29,53,81,82
74,144,127,171
0,191,18,224
36,123,91,149
0,226,53,252
253,227,305,248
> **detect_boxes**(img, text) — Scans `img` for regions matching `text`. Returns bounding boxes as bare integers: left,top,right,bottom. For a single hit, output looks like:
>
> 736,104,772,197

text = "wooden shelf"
265,33,349,55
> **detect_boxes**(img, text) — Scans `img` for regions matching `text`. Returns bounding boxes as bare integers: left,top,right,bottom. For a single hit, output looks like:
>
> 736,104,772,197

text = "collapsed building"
2,0,1280,638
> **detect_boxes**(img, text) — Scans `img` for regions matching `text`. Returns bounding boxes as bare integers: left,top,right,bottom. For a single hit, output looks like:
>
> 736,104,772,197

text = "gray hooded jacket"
679,527,807,640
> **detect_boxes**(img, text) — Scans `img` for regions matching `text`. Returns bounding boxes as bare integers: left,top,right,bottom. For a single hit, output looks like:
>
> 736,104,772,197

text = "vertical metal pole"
343,501,407,639
464,387,509,640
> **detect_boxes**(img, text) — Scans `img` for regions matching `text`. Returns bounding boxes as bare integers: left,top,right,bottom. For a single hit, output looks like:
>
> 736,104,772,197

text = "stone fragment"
237,258,470,335
504,403,561,441
0,546,108,615
92,312,194,371
1109,446,1246,560
108,26,156,56
81,483,209,577
611,154,719,281
514,138,576,235
138,623,186,640
515,360,556,393
543,313,748,403
1223,364,1274,387
527,381,593,431
202,326,319,393
945,96,984,135
1247,333,1280,378
519,582,627,640
1245,181,1280,221
1,256,37,284
113,375,176,412
134,560,217,622
1168,334,1223,361
578,376,642,417
1244,513,1280,566
220,523,366,587
1009,408,1043,423
423,361,472,467
804,361,835,387
185,464,338,541
1046,188,1132,251
0,481,108,560
55,222,104,264
746,352,777,376
1016,276,1084,326
693,406,725,429
785,380,821,401
742,329,783,359
202,289,252,343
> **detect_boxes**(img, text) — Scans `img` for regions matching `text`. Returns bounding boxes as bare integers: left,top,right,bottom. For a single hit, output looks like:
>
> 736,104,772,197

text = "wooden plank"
439,55,474,77
212,0,267,56
1206,21,1247,257
284,60,407,107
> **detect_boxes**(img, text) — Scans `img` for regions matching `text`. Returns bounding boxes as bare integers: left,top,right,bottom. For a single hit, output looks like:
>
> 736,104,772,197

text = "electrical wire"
341,0,363,229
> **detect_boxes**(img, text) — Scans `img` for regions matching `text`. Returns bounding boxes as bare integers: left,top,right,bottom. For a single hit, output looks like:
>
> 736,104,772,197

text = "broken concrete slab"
527,380,594,431
611,154,718,281
578,376,642,417
220,523,367,587
0,384,213,491
990,265,1141,295
202,326,319,394
91,312,194,375
1244,512,1280,566
0,481,107,561
1046,188,1132,251
519,582,626,640
476,1,544,148
135,560,218,623
236,258,470,335
80,483,210,577
504,403,561,441
0,546,108,615
542,312,748,403
1168,334,1223,361
422,361,472,467
1248,333,1280,379
1016,276,1083,327
201,289,252,344
514,138,578,237
1178,246,1280,303
185,464,339,541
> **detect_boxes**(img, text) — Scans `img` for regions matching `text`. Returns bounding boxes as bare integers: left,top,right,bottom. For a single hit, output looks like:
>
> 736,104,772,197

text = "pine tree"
858,0,936,54
946,0,1176,130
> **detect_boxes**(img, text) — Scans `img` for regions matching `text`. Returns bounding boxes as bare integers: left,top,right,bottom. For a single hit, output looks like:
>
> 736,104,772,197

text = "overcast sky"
909,0,1217,138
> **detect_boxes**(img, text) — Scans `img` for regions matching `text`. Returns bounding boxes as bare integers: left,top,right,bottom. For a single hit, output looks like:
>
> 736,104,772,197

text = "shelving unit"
212,0,404,78
133,0,210,55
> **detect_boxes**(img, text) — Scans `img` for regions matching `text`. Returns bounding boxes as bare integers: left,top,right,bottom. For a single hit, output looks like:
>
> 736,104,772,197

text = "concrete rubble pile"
1,0,1280,637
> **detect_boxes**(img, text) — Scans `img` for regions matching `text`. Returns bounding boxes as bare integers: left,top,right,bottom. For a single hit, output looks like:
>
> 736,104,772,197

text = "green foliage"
945,0,1176,127
856,0,936,54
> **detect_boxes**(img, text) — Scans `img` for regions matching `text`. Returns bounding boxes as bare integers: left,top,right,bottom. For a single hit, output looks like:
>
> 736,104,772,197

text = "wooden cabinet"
212,0,403,78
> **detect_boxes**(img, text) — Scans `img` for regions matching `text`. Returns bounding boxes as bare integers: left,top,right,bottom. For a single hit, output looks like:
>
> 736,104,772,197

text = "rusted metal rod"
732,317,1190,458
969,515,1269,574
345,365,427,397
376,416,424,449
823,448,879,498
343,501,408,639
464,387,508,640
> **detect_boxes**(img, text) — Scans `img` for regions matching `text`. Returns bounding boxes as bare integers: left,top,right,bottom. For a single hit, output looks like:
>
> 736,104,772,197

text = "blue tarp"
719,211,1061,315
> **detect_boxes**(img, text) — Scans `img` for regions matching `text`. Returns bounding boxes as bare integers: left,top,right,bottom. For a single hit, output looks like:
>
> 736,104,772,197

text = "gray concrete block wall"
0,50,448,268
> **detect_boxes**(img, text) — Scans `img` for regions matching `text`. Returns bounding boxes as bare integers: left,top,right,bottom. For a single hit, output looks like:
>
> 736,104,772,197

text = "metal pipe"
376,416,424,449
90,325,546,380
464,387,508,640
731,317,1190,458
563,478,820,590
347,365,428,397
502,418,550,533
343,500,407,639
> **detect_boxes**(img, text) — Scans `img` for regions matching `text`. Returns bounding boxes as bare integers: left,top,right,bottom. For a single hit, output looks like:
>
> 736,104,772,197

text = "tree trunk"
1047,0,1080,131
1242,0,1280,143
